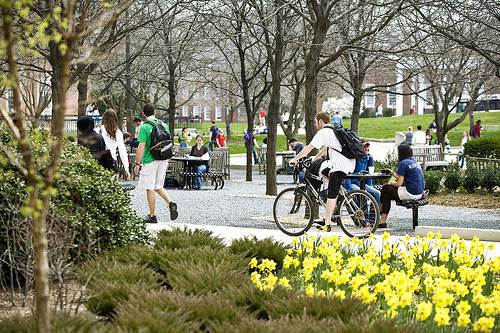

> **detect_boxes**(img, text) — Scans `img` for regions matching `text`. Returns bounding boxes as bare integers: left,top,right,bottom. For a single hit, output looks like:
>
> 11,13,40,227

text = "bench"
412,145,449,170
179,172,228,190
257,147,267,174
396,198,429,229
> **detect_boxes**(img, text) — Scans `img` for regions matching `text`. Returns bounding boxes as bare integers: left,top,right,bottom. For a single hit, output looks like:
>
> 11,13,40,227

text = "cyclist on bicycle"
289,112,355,231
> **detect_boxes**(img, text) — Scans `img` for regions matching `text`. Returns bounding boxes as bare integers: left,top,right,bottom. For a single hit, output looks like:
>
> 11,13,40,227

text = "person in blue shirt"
378,143,425,228
332,112,342,126
344,140,380,204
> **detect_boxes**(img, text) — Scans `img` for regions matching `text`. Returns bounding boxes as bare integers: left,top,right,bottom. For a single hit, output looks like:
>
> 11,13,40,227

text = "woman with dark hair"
101,109,130,180
189,134,210,190
378,144,425,228
179,127,189,148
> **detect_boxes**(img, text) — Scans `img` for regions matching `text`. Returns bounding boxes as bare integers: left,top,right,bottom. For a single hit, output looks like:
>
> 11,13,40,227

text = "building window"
425,88,433,107
7,90,14,110
215,106,222,121
388,86,397,107
182,105,189,117
193,105,200,117
365,85,375,108
204,106,211,121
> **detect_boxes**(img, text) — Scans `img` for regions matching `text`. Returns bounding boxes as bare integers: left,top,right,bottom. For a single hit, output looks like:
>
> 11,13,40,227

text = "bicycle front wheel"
338,190,380,238
273,188,314,236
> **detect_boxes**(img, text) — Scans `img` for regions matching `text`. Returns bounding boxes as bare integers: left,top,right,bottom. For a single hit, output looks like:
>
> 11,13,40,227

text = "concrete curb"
415,226,500,242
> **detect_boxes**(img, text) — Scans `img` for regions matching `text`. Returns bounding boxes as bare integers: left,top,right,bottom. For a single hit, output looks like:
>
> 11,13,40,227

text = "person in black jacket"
77,115,116,172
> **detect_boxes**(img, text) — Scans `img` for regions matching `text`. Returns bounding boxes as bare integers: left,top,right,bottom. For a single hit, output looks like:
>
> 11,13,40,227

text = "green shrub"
443,162,462,192
152,227,226,251
166,255,249,295
383,108,394,117
81,258,163,317
479,164,500,192
462,165,480,193
373,151,399,185
423,170,443,193
0,313,104,333
0,126,148,294
114,290,249,332
229,236,291,269
463,137,500,158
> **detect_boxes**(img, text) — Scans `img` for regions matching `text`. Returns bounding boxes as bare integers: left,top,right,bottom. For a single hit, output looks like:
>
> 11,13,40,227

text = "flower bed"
251,232,500,332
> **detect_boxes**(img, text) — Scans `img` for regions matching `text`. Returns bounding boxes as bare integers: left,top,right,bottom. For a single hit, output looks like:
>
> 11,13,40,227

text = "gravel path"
128,169,500,237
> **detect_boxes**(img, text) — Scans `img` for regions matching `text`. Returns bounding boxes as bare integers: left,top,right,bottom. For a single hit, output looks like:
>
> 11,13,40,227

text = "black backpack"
307,157,326,191
325,125,366,160
145,120,173,160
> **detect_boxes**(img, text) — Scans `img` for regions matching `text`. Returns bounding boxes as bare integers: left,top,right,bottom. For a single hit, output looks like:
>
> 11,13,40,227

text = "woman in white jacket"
101,109,130,180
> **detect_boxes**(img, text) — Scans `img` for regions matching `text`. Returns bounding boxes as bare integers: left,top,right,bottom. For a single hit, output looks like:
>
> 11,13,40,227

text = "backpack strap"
143,120,157,149
324,125,343,156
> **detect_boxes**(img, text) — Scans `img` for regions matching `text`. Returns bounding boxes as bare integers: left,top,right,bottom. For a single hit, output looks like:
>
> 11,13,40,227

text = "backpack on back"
145,120,173,160
325,125,366,160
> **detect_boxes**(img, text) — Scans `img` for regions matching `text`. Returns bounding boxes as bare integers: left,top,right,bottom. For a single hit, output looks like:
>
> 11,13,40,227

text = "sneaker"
313,220,325,229
144,215,158,223
169,202,178,221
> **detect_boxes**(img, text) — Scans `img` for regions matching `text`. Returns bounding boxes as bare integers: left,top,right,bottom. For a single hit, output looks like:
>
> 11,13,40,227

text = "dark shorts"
328,171,346,199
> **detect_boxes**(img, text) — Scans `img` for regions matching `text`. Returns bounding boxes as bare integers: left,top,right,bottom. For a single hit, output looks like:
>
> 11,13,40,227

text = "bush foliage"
463,137,500,158
462,165,481,193
0,125,148,298
443,162,462,192
423,170,442,193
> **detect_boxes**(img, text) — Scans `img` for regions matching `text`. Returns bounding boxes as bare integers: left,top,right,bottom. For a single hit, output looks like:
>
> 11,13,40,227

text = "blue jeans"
194,164,207,188
209,140,217,151
180,143,188,148
252,145,258,164
349,183,381,205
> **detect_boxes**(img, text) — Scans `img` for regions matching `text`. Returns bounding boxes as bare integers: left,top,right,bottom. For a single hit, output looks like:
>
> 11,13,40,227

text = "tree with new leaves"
0,0,82,331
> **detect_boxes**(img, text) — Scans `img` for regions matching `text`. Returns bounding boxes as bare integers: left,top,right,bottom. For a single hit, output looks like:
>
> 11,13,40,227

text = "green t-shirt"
138,118,170,164
179,131,188,144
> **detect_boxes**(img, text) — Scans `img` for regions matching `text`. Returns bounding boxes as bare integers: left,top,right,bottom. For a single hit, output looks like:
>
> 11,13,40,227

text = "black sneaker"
144,215,158,223
169,202,178,220
313,220,325,228
317,224,332,232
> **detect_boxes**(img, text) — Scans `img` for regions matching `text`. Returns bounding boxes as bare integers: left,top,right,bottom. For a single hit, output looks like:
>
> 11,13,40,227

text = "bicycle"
273,158,380,238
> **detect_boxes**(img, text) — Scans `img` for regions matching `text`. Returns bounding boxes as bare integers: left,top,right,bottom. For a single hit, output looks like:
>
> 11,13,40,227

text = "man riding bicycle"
289,112,355,231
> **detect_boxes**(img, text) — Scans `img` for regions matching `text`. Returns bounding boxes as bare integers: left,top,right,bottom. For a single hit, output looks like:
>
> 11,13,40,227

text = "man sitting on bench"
379,144,425,228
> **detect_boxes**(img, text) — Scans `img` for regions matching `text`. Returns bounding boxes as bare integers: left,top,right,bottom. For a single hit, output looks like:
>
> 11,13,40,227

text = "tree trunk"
351,90,363,133
77,69,88,119
168,67,176,135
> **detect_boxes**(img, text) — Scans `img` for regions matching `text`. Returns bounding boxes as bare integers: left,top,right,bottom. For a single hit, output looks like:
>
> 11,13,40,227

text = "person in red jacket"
217,129,226,147
472,120,482,138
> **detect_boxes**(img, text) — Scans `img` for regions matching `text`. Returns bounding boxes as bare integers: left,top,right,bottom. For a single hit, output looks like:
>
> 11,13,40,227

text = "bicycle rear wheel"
273,188,314,236
337,190,380,238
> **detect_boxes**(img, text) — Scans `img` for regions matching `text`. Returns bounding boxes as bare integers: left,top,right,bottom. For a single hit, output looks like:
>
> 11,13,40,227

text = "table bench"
396,198,429,229
179,171,228,190
412,145,449,170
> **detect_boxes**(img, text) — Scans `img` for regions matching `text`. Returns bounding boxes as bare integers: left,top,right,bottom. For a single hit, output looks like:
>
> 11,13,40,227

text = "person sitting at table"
344,140,380,204
378,143,425,228
190,134,210,190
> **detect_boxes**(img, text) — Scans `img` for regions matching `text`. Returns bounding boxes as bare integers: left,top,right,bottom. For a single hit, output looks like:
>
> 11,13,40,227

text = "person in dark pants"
378,144,425,228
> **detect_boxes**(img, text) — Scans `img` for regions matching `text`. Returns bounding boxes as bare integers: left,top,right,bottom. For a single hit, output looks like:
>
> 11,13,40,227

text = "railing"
465,156,500,170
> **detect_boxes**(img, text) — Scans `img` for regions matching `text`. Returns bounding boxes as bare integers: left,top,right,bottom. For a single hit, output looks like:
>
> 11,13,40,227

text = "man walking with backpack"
289,112,356,231
134,103,178,223
209,120,219,151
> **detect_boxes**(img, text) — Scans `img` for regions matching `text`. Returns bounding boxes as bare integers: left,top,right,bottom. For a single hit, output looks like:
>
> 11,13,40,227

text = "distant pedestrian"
404,126,413,145
209,120,219,151
428,119,437,132
459,130,470,168
179,127,189,148
410,105,415,115
472,120,482,138
425,128,433,145
101,109,130,180
133,116,142,139
244,130,259,164
134,103,178,223
413,125,426,145
376,105,383,117
332,112,342,126
288,138,305,155
282,110,289,128
259,108,266,127
217,129,226,147
190,134,210,190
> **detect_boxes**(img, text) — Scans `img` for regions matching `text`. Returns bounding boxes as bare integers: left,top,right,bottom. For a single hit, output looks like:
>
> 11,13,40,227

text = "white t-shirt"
413,131,426,145
309,127,355,174
101,126,129,171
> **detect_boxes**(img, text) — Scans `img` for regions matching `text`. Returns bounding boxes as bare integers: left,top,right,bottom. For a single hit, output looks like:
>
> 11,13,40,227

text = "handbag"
99,150,119,173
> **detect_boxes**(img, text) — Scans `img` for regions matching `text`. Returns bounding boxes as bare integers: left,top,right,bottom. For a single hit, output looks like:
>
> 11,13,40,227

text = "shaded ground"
430,191,500,210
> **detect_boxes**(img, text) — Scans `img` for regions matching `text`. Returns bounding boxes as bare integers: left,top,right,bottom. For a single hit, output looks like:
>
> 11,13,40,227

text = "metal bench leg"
412,206,418,229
